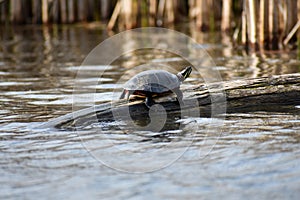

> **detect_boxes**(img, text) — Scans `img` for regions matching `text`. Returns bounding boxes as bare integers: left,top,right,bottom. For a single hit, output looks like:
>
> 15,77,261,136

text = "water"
0,25,300,199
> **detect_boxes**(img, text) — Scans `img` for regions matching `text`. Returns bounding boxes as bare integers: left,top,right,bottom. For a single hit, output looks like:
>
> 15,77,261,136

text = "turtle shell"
123,70,180,94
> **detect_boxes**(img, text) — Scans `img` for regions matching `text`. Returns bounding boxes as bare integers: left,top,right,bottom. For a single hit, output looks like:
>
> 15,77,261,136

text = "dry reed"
0,0,299,50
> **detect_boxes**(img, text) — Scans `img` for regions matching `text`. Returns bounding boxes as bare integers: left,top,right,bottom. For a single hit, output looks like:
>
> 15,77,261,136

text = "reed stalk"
52,0,60,23
0,0,8,23
165,0,174,25
107,0,121,30
10,0,22,23
258,0,265,47
32,0,42,24
203,0,210,30
87,0,95,21
68,0,75,23
157,0,165,26
246,0,256,47
272,0,279,49
241,1,247,45
221,0,232,32
284,0,298,45
60,0,67,23
268,0,277,49
1,0,299,50
149,0,156,26
298,0,300,44
100,0,112,20
42,0,48,23
77,0,87,22
188,0,196,20
195,0,203,30
286,0,297,34
284,20,300,46
122,0,133,29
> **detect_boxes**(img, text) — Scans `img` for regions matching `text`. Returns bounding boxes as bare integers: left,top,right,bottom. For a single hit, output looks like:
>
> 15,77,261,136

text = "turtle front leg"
174,88,184,105
119,90,132,100
145,95,156,108
119,89,127,99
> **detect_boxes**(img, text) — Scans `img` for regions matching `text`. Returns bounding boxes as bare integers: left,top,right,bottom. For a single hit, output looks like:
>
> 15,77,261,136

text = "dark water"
0,24,300,199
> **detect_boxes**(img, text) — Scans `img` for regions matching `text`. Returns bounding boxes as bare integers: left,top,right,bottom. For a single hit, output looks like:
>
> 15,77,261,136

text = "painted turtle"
120,66,192,108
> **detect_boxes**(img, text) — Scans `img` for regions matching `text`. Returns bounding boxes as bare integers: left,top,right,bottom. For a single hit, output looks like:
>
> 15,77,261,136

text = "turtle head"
177,66,192,81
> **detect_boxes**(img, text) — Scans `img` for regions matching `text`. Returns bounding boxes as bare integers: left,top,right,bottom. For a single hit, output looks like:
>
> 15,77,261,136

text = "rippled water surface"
1,25,300,199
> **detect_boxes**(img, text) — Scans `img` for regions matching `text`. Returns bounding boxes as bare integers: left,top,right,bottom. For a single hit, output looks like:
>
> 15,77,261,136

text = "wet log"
40,73,300,130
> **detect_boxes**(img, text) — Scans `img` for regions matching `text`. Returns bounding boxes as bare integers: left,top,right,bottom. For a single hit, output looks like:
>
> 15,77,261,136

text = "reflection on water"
0,25,300,199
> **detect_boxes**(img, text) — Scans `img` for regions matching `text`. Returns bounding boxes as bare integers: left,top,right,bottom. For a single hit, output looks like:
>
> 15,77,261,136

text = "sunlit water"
0,25,300,199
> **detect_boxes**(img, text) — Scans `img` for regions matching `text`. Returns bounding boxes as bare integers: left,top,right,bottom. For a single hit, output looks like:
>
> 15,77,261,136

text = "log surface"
40,73,300,130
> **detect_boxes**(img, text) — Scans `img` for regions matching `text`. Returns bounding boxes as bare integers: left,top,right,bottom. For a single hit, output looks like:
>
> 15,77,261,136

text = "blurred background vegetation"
1,0,300,50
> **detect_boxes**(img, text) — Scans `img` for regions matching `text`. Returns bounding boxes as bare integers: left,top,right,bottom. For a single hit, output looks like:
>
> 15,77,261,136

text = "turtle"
119,66,192,108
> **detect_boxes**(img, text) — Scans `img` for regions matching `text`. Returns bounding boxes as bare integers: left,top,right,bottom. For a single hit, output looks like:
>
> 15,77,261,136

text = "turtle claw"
177,96,192,109
145,96,156,108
